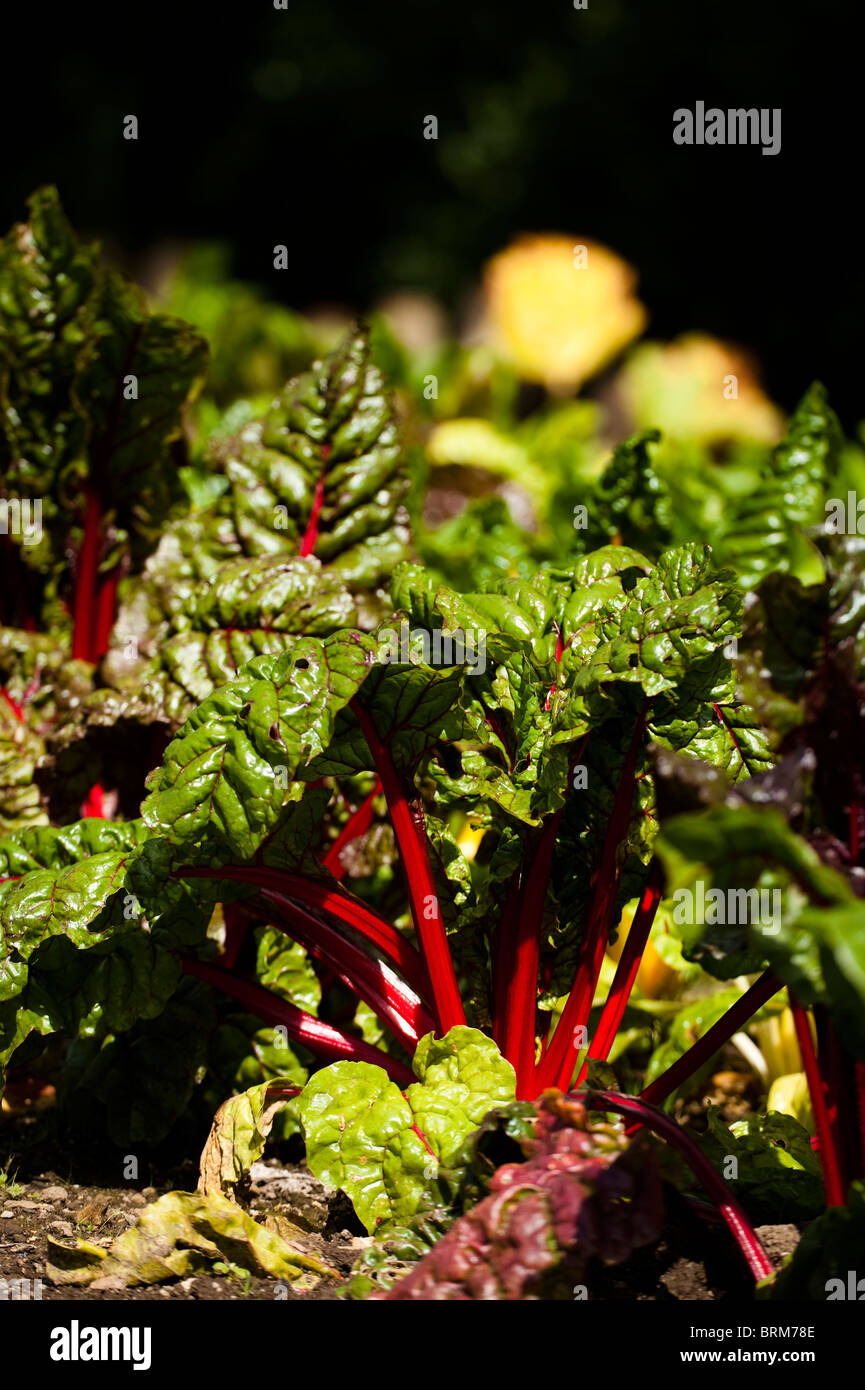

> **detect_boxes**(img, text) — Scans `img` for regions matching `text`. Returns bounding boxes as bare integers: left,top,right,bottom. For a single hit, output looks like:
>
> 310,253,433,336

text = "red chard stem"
855,1061,865,1179
504,811,562,1099
577,862,663,1085
176,864,431,1001
584,1088,774,1282
81,784,106,819
73,489,102,663
492,889,522,1049
323,779,382,880
789,996,845,1206
0,688,24,723
93,567,120,660
181,955,414,1086
351,697,465,1033
259,887,437,1051
537,712,646,1093
300,443,330,557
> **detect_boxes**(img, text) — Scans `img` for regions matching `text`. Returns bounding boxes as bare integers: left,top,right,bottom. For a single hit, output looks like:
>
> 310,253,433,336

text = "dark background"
3,0,862,423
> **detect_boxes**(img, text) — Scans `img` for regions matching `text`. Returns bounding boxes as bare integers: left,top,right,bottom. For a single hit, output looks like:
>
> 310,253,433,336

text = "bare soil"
0,1157,799,1302
0,1159,367,1301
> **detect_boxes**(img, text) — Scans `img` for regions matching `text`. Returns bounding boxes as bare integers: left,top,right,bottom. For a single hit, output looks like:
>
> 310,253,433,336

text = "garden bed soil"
0,1158,799,1302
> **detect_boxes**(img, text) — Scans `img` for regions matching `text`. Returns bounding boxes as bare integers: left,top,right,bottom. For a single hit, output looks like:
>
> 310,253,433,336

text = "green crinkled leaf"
647,652,773,784
142,634,375,858
0,698,46,833
254,929,321,1015
561,544,741,702
259,785,332,873
100,553,360,740
0,189,101,513
406,1028,517,1163
405,544,759,842
309,657,466,784
0,186,207,582
765,381,843,526
593,429,674,557
114,554,361,717
69,930,181,1035
824,534,865,678
299,1062,422,1233
344,1098,539,1298
714,383,842,587
298,1026,516,1232
0,815,149,877
176,553,357,637
61,978,215,1146
702,1106,824,1224
0,822,156,1023
123,835,214,948
0,924,181,1076
211,323,409,582
0,846,140,990
68,325,408,773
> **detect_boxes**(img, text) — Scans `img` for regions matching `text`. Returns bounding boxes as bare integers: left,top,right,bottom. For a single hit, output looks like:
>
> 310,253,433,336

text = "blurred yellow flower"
484,234,647,391
607,901,676,999
456,821,486,862
619,334,783,445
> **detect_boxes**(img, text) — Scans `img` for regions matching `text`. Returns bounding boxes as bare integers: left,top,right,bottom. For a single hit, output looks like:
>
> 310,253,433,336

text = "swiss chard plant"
2,189,864,1299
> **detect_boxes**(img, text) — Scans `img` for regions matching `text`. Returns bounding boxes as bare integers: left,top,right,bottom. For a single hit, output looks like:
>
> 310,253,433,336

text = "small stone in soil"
4,1199,39,1211
661,1258,712,1300
40,1185,68,1202
248,1164,332,1231
76,1196,110,1225
755,1224,800,1265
